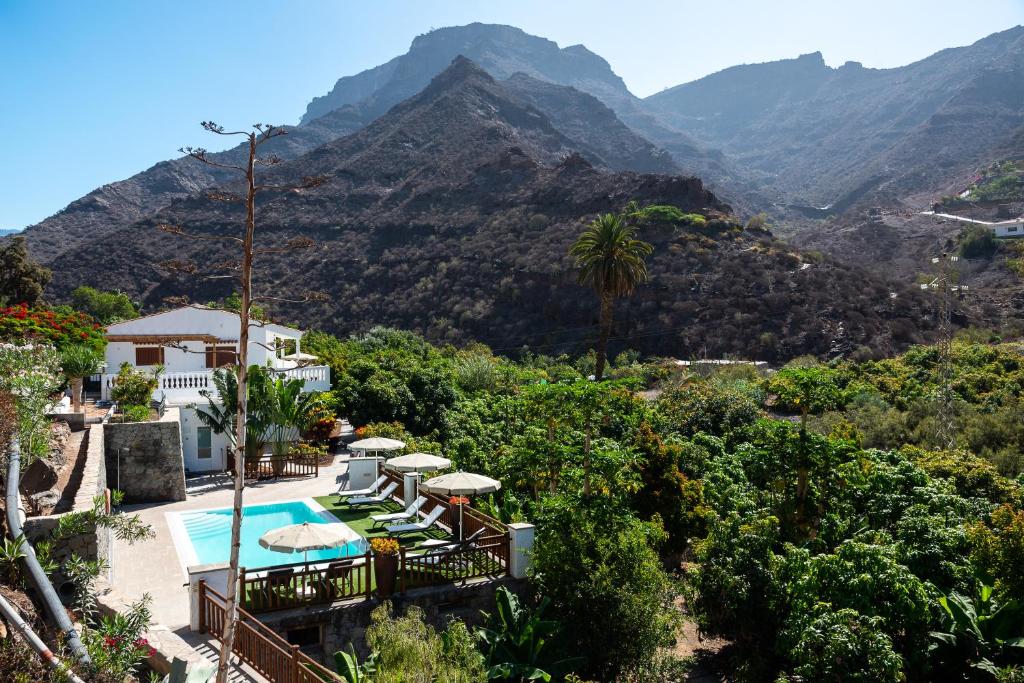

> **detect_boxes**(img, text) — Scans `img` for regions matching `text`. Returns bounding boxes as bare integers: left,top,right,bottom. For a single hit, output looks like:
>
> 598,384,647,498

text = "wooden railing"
240,553,371,613
400,534,510,591
244,451,319,480
198,580,343,683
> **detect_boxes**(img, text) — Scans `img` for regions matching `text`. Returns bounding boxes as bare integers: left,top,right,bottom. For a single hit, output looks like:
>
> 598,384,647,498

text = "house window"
197,427,212,459
205,345,237,368
134,346,164,366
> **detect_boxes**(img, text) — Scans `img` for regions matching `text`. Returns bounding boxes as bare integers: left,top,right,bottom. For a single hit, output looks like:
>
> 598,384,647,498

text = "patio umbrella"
349,437,406,485
280,351,319,363
421,471,501,540
385,452,452,473
259,522,361,568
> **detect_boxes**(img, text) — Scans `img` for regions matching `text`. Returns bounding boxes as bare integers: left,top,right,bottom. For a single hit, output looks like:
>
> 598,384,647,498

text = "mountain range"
16,21,1022,357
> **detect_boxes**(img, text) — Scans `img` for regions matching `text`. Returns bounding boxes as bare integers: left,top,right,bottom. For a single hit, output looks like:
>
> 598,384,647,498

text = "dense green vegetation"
70,286,140,325
306,326,1024,681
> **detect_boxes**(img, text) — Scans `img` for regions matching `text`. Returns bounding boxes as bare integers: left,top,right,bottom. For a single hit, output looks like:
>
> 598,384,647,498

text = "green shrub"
110,362,157,407
119,404,151,423
781,605,904,683
960,224,997,258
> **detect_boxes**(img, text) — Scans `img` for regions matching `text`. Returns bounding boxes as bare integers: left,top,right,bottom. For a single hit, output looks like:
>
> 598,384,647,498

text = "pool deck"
112,454,352,629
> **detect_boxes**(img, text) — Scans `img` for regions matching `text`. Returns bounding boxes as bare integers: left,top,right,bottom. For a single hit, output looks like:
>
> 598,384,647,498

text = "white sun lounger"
386,506,444,535
371,496,427,528
345,481,398,507
335,474,388,499
418,527,486,549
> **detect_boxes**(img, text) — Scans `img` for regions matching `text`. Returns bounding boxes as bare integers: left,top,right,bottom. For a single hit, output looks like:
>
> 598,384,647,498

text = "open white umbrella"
349,437,406,485
421,471,501,540
385,452,452,473
349,437,406,452
259,522,361,567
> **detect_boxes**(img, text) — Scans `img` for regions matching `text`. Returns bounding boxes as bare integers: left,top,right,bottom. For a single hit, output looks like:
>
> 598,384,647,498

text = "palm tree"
569,212,653,380
60,345,104,413
195,366,273,463
265,374,329,461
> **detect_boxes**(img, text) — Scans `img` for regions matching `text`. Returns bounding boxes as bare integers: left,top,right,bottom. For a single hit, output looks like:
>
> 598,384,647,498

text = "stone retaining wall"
104,407,186,502
259,577,528,660
23,424,111,582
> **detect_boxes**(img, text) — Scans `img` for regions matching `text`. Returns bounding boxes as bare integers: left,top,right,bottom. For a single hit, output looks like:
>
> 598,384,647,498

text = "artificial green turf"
312,495,450,547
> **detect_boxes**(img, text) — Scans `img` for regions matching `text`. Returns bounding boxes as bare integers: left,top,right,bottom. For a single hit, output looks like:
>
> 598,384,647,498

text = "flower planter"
374,553,398,596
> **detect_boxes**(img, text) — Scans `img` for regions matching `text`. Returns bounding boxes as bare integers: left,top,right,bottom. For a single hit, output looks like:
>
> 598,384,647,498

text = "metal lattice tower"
920,253,967,450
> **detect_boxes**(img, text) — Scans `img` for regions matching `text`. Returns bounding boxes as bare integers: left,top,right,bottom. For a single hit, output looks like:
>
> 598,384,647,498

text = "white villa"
100,306,330,472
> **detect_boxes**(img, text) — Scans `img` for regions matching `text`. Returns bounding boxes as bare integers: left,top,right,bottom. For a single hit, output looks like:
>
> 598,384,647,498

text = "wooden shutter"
206,345,237,368
134,346,163,365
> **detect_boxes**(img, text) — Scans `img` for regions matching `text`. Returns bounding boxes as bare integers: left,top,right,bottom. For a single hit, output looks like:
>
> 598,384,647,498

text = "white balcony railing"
100,365,331,402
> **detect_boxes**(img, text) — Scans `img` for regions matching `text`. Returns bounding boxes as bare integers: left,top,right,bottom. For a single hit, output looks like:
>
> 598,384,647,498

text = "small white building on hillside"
993,218,1024,239
101,306,330,472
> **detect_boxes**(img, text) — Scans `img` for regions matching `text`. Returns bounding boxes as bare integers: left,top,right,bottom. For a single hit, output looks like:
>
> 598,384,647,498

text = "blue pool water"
180,501,367,569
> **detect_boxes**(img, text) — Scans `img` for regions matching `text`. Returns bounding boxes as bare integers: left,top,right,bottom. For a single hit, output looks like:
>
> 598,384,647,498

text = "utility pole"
919,253,967,450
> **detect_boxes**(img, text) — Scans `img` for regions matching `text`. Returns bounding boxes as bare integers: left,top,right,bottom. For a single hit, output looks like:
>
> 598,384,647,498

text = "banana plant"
928,583,1024,680
333,644,376,683
477,587,582,682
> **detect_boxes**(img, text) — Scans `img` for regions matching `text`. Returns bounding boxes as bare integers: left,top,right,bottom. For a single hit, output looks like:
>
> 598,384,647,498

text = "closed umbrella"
259,522,361,568
349,437,406,485
421,471,501,540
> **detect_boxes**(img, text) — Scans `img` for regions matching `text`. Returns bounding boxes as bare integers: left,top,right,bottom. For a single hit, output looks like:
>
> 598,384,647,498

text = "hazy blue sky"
2,0,1022,230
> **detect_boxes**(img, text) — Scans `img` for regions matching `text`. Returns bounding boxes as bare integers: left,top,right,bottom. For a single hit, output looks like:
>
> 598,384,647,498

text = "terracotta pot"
374,553,398,596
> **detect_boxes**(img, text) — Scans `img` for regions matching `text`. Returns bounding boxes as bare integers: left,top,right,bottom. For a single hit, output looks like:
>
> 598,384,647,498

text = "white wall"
178,405,231,473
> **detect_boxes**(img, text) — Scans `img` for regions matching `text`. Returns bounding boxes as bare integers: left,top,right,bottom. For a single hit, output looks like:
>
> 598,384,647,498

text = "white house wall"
178,405,232,473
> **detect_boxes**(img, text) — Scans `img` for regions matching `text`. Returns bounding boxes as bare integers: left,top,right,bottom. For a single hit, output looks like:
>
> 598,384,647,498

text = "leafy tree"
630,421,709,553
60,344,104,412
70,286,139,324
763,366,846,524
569,212,652,381
0,236,50,306
530,496,678,679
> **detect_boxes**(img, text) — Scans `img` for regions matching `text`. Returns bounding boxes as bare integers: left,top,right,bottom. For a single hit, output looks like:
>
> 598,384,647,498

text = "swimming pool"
169,499,367,570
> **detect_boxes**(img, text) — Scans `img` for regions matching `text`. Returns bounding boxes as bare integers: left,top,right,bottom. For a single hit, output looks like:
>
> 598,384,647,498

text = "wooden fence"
198,581,343,683
244,451,319,480
400,534,509,590
240,553,371,612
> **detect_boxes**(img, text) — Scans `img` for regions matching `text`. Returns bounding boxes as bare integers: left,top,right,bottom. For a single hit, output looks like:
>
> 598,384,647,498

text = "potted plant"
370,537,400,597
449,496,470,540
